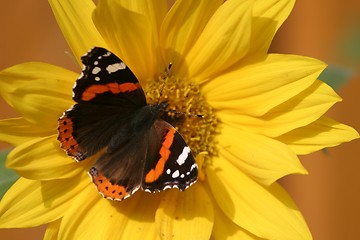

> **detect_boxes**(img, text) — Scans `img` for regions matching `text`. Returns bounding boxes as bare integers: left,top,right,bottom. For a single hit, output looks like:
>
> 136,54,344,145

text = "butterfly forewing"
142,120,198,192
73,47,146,107
58,47,146,160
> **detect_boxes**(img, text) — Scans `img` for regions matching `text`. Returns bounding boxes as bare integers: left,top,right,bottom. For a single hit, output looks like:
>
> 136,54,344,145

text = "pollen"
145,71,218,172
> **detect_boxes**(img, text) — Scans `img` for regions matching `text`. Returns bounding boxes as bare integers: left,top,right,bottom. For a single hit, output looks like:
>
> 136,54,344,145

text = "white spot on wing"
176,146,190,165
78,72,84,79
92,66,101,74
94,61,98,65
172,170,180,178
163,185,172,190
72,82,77,98
106,62,126,74
190,163,198,171
103,51,111,57
166,169,171,175
95,77,100,81
186,163,197,176
131,186,140,195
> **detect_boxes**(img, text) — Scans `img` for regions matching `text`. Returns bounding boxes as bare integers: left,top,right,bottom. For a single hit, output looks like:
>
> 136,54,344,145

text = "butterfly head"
152,102,169,113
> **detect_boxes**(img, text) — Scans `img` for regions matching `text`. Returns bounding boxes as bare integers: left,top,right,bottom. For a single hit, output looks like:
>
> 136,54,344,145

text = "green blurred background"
0,0,359,239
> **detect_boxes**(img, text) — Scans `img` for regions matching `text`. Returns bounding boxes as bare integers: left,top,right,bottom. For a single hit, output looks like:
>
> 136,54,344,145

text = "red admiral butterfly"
57,47,198,201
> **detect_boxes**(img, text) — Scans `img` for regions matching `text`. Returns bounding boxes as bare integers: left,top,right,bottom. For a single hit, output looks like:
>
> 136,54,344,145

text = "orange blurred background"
0,1,359,239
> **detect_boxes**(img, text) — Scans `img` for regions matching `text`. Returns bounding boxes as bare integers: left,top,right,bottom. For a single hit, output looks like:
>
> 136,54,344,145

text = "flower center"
145,72,218,176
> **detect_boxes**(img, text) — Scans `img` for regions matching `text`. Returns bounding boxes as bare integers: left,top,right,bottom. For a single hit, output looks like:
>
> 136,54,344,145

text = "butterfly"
57,47,198,201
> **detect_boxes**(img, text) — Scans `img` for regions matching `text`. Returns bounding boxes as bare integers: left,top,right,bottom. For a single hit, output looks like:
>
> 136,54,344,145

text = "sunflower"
0,0,358,239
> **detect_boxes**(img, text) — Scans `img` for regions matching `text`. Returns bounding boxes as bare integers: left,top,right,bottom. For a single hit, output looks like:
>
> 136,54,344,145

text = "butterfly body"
57,47,198,201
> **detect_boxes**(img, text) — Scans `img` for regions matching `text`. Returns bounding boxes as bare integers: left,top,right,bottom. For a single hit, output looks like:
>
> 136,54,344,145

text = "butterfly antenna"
65,50,79,68
157,63,172,104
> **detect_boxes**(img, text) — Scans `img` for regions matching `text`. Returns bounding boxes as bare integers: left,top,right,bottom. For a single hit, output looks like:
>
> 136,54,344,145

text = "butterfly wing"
88,119,163,200
73,47,145,106
57,47,146,161
142,120,198,192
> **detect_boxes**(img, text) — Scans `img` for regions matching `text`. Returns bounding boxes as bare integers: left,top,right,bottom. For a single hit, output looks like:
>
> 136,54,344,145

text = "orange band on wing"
81,82,140,101
57,117,80,158
90,169,129,200
145,128,176,183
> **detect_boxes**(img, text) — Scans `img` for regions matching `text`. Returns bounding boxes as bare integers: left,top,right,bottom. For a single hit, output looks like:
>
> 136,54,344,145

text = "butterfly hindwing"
88,117,164,200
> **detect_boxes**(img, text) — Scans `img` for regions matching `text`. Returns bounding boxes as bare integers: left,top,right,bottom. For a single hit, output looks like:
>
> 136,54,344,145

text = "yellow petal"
277,116,360,154
93,0,167,83
44,219,61,240
117,0,167,40
160,0,222,72
211,192,262,240
0,62,76,130
49,0,108,66
217,124,307,185
203,54,326,116
182,0,253,82
248,0,295,58
0,117,52,146
218,79,341,137
59,185,159,239
155,183,214,240
206,158,312,239
6,135,90,181
0,173,89,228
